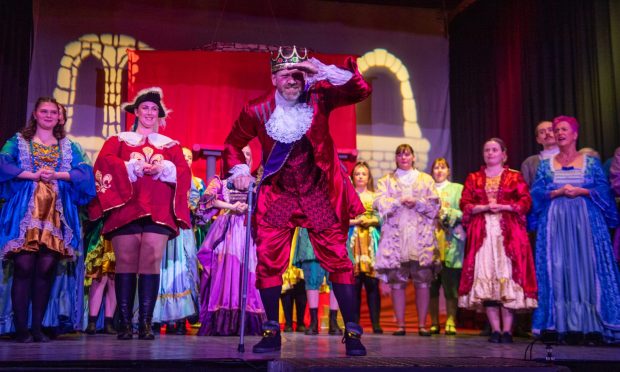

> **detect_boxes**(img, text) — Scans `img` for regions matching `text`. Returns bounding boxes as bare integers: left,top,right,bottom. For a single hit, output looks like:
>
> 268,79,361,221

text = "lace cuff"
305,57,353,86
229,164,251,180
125,159,142,182
154,160,177,183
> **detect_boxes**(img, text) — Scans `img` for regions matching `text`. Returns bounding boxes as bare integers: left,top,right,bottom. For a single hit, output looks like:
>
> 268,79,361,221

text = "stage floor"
0,331,618,370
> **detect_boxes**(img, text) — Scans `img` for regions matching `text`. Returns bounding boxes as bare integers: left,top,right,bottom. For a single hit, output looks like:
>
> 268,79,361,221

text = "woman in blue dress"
531,115,620,343
0,97,95,342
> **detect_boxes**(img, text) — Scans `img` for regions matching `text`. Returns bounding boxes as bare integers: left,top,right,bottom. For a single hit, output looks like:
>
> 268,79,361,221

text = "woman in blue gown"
0,97,95,342
531,115,620,343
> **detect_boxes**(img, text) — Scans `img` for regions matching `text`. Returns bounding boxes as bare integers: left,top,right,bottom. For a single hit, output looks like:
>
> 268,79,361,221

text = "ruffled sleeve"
507,171,531,219
67,141,96,206
585,156,620,228
413,177,441,219
441,183,464,228
0,135,25,198
195,177,224,222
0,135,22,180
315,57,372,112
459,173,477,228
528,159,553,231
610,147,620,196
373,175,401,218
155,159,177,183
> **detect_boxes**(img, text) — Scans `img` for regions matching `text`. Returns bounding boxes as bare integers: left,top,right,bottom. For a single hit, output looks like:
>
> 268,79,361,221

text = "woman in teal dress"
0,97,95,342
531,116,620,343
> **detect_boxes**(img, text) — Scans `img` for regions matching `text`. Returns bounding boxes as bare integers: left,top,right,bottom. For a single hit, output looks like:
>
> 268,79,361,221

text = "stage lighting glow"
356,48,430,173
52,34,153,161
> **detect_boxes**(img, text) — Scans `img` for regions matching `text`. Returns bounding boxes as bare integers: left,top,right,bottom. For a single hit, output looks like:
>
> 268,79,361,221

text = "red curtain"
126,50,358,180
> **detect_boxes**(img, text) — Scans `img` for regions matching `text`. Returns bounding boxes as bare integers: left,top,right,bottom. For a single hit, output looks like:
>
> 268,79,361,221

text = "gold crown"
271,46,309,73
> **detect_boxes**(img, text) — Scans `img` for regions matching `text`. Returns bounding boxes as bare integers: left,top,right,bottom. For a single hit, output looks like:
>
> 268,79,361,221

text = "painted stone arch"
356,48,430,175
53,34,152,160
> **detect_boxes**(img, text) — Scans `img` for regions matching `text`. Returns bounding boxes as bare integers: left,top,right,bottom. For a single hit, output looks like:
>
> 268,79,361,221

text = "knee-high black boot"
138,274,160,340
115,273,137,340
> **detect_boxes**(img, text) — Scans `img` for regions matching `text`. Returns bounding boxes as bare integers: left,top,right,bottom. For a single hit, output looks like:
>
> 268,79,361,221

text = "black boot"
295,303,306,333
342,322,367,356
103,317,117,335
85,316,97,335
31,328,50,343
175,320,187,335
294,280,307,332
281,292,294,332
165,322,176,334
328,310,343,335
305,308,319,335
115,273,137,340
138,274,160,340
15,330,33,343
252,320,281,353
367,277,383,334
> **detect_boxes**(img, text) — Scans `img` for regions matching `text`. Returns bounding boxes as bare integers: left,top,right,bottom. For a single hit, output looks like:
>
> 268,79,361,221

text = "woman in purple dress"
196,147,266,335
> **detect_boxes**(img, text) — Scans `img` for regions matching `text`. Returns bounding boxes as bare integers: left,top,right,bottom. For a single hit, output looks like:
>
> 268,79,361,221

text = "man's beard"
280,86,301,101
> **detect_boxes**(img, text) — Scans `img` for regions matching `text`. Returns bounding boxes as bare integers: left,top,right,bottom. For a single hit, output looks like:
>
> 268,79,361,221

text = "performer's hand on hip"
233,175,253,191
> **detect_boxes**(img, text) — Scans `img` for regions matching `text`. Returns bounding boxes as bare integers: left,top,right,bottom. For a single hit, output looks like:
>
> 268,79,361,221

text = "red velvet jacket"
88,134,191,236
458,167,537,299
223,57,370,227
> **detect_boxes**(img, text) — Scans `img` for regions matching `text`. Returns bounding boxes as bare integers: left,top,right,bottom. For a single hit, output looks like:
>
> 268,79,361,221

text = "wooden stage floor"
0,331,619,371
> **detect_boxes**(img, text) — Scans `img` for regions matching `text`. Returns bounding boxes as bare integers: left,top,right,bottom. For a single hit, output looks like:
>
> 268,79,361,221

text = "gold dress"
20,142,70,257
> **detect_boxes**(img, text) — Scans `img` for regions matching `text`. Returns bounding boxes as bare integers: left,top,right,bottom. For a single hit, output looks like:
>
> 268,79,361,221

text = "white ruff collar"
265,93,314,144
435,180,449,190
395,168,418,184
117,132,179,149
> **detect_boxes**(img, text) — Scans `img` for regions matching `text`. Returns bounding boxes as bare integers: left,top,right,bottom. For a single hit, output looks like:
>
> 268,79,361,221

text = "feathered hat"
121,87,170,118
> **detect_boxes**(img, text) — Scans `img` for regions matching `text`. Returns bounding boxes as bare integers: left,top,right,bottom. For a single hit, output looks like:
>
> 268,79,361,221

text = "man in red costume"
223,46,371,356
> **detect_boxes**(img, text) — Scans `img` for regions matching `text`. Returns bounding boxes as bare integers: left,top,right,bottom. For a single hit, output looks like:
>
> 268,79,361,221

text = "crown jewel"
271,46,309,73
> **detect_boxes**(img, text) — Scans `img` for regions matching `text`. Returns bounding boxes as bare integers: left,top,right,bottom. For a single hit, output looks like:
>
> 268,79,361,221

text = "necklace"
556,151,578,166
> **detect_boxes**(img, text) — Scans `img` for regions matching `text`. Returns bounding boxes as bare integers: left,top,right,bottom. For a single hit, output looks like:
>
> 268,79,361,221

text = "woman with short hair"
531,116,620,343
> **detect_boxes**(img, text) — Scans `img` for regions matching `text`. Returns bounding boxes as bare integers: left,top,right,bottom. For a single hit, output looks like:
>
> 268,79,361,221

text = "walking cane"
238,181,255,353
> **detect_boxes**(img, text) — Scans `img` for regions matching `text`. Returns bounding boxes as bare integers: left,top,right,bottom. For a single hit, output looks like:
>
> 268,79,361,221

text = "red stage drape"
126,50,358,180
